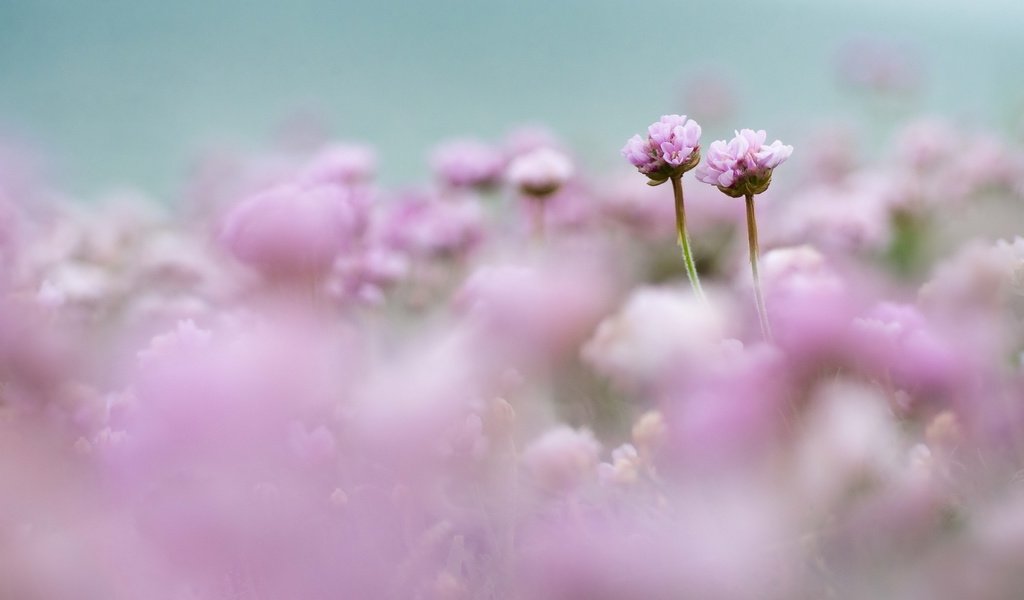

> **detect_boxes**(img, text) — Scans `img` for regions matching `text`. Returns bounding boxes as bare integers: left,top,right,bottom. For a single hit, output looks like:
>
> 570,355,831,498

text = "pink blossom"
379,190,485,260
621,114,702,182
505,147,574,197
300,142,377,186
430,138,506,189
521,426,600,493
582,285,737,392
219,182,367,278
695,129,793,196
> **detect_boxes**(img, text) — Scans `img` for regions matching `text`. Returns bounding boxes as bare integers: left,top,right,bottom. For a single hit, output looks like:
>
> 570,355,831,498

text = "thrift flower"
219,182,366,278
521,426,600,493
695,129,792,197
697,129,792,341
622,115,705,299
430,139,506,189
301,143,377,186
621,114,702,184
505,147,574,198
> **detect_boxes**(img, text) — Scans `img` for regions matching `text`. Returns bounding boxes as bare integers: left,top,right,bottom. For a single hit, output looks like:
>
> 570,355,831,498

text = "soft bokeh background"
1,0,1021,196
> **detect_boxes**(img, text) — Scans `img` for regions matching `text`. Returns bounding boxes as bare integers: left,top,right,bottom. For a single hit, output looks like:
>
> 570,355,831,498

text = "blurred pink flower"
430,139,506,189
300,142,377,186
505,147,574,197
522,425,600,494
219,182,368,278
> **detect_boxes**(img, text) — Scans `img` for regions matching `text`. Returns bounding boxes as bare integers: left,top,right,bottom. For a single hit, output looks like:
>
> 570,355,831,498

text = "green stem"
670,175,706,301
745,193,773,342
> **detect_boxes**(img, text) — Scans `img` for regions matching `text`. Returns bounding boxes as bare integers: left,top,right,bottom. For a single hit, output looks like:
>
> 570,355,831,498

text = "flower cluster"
0,112,1023,599
505,147,574,197
622,114,702,183
695,128,794,197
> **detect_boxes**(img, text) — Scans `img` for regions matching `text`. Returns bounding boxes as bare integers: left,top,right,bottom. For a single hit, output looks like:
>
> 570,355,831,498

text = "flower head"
219,182,366,277
505,147,574,198
695,129,793,197
300,143,377,186
430,139,506,189
621,115,702,184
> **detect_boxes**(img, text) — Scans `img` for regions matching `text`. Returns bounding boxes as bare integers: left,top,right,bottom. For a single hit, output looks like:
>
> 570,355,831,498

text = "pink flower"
430,139,506,189
219,182,367,277
621,114,702,182
582,285,736,392
695,129,793,197
521,426,600,493
380,190,485,260
505,147,574,197
300,143,377,186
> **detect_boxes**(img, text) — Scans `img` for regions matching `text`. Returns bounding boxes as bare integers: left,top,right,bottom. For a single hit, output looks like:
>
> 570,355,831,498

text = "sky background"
1,0,1022,197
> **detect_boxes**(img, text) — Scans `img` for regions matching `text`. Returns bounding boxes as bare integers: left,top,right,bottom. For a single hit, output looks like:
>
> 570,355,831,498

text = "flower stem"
670,175,705,301
531,199,546,242
744,193,773,342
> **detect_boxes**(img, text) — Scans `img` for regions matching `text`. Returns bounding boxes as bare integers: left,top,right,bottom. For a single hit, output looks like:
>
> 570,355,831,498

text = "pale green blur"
0,0,1020,196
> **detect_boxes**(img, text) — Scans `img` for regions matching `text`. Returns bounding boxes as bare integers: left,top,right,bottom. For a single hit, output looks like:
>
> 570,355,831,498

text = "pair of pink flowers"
622,115,793,341
623,115,792,195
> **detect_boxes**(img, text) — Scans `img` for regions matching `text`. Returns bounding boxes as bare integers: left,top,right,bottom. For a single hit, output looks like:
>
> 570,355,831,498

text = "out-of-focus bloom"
505,147,574,198
430,139,505,189
754,245,859,359
300,143,377,186
219,182,367,277
0,199,21,270
599,174,678,238
621,114,702,183
919,237,1024,313
521,183,599,235
349,331,485,472
519,489,794,600
957,133,1024,196
380,191,485,261
835,36,923,96
695,129,792,197
35,260,117,313
287,421,337,463
894,117,957,172
457,257,615,368
800,122,860,183
598,443,641,486
328,243,409,306
664,343,790,470
503,126,564,157
850,302,962,408
796,380,906,507
521,425,600,493
681,71,737,124
582,286,735,391
774,177,893,254
631,410,667,457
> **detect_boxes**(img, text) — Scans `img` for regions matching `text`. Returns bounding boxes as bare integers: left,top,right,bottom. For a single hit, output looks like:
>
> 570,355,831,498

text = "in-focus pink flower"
695,129,793,197
621,114,702,183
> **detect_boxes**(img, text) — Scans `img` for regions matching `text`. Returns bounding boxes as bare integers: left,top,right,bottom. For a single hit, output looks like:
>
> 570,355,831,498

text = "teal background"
0,0,1021,197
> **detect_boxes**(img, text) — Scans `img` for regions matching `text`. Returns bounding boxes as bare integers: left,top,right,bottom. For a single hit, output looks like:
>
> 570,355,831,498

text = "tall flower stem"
670,175,705,302
744,193,773,342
